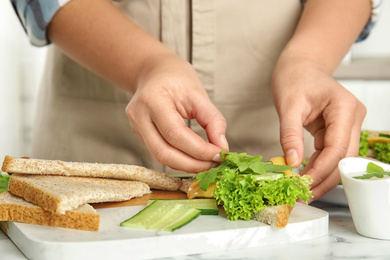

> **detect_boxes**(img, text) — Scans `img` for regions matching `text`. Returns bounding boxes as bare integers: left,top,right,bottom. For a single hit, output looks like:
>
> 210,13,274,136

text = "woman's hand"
47,0,228,172
127,53,228,173
272,0,370,200
272,59,366,201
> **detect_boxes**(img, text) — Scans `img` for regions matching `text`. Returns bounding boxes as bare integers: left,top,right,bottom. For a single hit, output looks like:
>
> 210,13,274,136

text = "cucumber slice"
250,172,284,181
147,199,219,215
379,133,390,139
120,200,200,232
166,172,197,179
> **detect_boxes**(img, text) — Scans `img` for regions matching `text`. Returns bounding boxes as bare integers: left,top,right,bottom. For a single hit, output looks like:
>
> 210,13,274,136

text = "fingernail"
220,135,229,151
286,149,299,167
213,153,222,162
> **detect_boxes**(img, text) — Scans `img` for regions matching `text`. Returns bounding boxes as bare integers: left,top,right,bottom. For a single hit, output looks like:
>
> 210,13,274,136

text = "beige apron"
32,0,310,173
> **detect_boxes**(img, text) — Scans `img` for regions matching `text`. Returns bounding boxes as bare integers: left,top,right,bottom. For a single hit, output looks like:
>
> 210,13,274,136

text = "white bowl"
339,157,390,240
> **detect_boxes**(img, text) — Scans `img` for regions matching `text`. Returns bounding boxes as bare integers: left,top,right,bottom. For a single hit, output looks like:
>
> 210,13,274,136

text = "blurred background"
0,1,389,161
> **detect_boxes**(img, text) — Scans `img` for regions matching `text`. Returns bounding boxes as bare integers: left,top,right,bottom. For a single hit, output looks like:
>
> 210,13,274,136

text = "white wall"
0,1,47,161
342,80,390,132
352,0,390,59
343,1,390,132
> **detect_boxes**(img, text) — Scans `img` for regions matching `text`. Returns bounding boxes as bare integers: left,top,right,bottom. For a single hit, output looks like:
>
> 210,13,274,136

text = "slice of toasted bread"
252,204,293,228
0,191,100,231
2,156,181,191
179,178,194,193
8,174,151,214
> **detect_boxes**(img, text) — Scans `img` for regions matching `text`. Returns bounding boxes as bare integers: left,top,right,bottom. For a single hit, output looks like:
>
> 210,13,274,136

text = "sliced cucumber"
379,133,390,139
147,199,219,215
120,200,200,232
166,172,197,179
250,172,284,181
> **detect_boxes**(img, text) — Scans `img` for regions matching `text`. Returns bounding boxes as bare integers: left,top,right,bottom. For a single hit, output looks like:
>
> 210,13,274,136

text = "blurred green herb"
373,142,390,164
358,130,370,157
379,133,390,139
354,162,390,180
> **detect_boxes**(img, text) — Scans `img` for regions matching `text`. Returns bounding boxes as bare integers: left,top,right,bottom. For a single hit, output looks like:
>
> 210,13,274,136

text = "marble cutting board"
0,191,328,260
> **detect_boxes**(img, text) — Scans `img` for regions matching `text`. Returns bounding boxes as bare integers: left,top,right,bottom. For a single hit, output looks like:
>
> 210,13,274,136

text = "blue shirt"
11,0,382,47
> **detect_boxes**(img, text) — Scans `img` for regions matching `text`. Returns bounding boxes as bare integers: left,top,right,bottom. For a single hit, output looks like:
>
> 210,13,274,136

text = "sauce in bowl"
339,157,390,240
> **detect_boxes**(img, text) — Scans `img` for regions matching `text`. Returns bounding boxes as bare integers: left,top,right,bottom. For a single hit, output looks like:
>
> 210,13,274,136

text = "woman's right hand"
126,53,229,173
46,0,228,172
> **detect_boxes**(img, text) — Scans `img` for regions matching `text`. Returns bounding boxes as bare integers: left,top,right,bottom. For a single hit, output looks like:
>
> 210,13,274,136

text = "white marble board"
1,203,328,260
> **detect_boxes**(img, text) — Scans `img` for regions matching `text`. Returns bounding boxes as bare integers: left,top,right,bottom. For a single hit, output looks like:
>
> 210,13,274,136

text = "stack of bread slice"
0,156,183,231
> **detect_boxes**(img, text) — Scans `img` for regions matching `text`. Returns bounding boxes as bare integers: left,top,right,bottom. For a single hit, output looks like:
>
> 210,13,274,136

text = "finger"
151,105,224,162
310,121,362,200
304,116,326,150
191,98,229,152
126,102,144,142
278,108,305,168
302,99,365,200
305,113,353,189
310,166,340,201
140,117,218,173
313,128,325,151
306,134,350,189
151,94,227,161
128,120,144,143
127,97,221,172
299,150,320,176
300,148,341,202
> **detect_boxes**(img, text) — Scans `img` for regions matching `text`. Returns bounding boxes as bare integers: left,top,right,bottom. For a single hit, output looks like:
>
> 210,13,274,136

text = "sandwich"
7,174,151,214
0,173,151,230
186,151,313,228
0,156,169,231
0,191,100,231
1,155,181,191
359,130,390,164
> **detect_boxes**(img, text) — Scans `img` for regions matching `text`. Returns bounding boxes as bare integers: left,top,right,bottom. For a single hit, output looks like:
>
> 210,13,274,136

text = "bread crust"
2,156,181,191
8,174,151,214
0,191,100,231
252,204,293,228
179,178,194,193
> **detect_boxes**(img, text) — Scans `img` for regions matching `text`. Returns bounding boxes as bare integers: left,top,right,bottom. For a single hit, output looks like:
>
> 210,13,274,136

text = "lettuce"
0,172,10,193
195,151,313,221
373,142,390,164
359,130,370,157
196,151,294,191
214,169,312,220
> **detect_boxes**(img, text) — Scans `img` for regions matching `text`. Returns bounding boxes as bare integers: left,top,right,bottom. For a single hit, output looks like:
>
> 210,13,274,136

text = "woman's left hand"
272,60,366,201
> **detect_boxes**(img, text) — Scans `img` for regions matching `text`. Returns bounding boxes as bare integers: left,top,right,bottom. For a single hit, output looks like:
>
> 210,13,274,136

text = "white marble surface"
2,201,390,260
0,203,327,260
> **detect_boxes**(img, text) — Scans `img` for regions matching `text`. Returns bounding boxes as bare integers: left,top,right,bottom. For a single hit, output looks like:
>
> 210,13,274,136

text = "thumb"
279,113,304,168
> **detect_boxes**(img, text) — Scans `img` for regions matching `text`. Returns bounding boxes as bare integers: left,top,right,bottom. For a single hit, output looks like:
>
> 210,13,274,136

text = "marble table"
1,201,390,260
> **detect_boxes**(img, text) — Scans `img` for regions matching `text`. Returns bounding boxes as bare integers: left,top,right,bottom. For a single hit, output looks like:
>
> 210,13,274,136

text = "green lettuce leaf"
195,151,294,191
213,169,313,220
359,130,370,157
373,142,390,164
0,172,10,193
194,151,313,221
